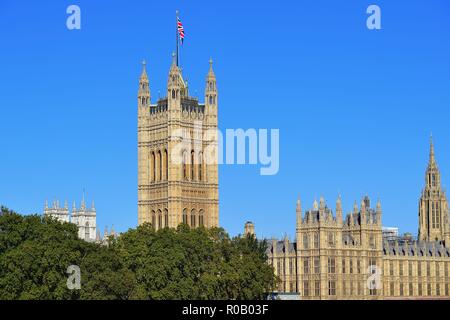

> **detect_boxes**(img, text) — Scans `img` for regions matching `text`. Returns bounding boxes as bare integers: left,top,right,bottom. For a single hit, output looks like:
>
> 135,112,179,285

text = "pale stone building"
71,198,97,242
44,200,70,223
137,54,219,230
43,196,97,242
266,139,450,299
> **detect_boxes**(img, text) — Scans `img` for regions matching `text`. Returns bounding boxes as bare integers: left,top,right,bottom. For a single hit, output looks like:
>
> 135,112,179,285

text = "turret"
360,199,366,225
205,58,218,121
167,52,185,111
376,199,382,225
138,60,150,110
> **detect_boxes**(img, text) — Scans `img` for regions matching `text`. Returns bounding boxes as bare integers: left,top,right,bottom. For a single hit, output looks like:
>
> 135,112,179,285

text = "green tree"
0,207,278,300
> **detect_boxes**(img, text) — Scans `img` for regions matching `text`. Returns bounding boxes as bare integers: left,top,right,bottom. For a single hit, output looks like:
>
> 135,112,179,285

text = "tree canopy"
0,207,278,300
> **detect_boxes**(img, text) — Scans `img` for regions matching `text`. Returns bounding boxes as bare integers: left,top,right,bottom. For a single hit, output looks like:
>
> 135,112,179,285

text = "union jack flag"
177,17,185,44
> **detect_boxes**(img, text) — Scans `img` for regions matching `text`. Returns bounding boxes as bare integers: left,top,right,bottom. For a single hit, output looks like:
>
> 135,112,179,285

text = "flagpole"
176,10,179,66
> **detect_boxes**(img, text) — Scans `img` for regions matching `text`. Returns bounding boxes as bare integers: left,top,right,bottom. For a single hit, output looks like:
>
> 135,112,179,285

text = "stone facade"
137,55,219,230
44,197,97,242
266,139,450,299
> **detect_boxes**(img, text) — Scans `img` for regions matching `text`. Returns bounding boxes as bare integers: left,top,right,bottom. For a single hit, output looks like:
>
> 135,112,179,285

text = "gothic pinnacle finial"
172,52,176,65
141,59,147,75
82,189,86,209
429,133,435,164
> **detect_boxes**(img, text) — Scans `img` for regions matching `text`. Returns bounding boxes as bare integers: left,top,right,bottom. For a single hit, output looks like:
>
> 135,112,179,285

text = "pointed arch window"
182,208,187,224
164,149,168,180
151,152,156,182
85,222,90,240
157,150,162,181
191,150,195,181
172,89,175,99
198,152,202,181
182,151,188,180
191,209,197,227
164,209,169,228
303,234,309,249
158,209,162,229
199,209,204,226
209,95,213,105
151,210,156,228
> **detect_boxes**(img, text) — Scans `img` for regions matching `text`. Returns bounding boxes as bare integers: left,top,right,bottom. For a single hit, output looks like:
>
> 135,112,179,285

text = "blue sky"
1,0,450,239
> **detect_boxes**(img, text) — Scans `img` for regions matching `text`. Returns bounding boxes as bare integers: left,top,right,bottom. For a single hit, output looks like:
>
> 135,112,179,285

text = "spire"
376,199,382,213
313,198,318,211
64,200,68,209
140,59,148,79
429,133,436,167
138,59,150,108
296,196,302,228
207,57,215,79
91,200,95,210
296,197,301,213
336,195,343,224
319,196,325,210
336,194,342,211
360,198,366,225
72,200,76,210
45,200,48,209
81,190,86,209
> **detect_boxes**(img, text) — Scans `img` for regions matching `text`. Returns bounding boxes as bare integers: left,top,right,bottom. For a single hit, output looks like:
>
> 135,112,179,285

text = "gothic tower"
418,136,450,244
137,54,219,230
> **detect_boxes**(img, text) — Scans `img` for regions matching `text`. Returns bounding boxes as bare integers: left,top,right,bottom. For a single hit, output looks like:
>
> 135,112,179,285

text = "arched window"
85,222,90,240
199,209,204,226
158,209,162,229
151,152,156,182
198,152,202,181
164,149,168,180
151,210,156,228
303,234,309,249
164,209,169,228
328,232,334,246
158,150,162,181
191,209,197,227
182,151,187,180
209,95,213,105
191,150,195,181
182,208,187,224
172,89,175,99
313,233,319,248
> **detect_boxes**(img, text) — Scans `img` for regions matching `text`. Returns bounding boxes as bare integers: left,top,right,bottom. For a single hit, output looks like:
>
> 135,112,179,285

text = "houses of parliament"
136,53,449,299
266,138,450,299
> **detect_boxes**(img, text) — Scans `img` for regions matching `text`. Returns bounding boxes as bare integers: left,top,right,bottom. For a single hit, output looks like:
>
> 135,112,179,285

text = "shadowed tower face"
137,55,219,230
418,136,450,244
